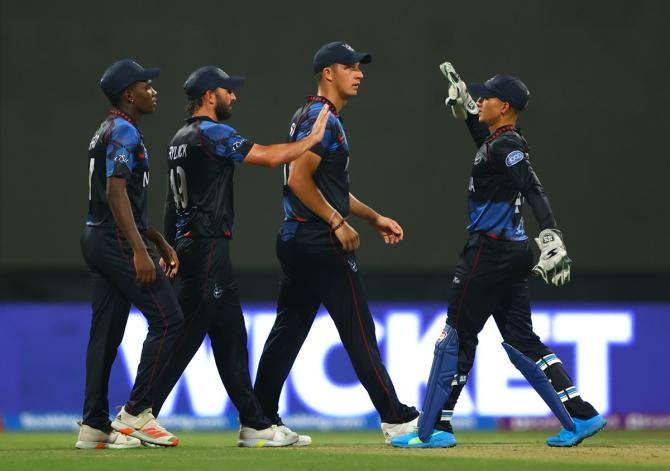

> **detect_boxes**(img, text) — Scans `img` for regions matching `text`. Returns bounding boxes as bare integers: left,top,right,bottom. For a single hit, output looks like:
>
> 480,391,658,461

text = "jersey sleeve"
200,122,254,163
465,113,489,148
490,137,558,229
294,104,336,159
106,120,142,179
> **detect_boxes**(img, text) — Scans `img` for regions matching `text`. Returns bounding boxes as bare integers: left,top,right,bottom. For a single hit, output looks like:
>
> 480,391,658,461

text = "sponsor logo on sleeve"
505,150,525,167
231,139,246,152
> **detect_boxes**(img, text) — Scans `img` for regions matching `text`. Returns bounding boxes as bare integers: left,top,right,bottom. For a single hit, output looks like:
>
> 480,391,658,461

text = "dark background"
1,0,667,300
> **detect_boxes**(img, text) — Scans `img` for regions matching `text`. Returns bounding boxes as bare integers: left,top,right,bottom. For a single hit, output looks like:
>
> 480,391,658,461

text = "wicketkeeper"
391,62,606,448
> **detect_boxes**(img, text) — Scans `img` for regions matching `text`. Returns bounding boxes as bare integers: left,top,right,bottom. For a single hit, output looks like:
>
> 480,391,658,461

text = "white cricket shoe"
75,423,141,449
238,424,299,447
381,417,419,444
277,424,312,446
111,406,179,447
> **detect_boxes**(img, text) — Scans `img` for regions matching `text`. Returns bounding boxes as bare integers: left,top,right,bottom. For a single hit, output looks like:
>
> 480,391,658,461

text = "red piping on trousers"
328,232,399,420
115,229,170,402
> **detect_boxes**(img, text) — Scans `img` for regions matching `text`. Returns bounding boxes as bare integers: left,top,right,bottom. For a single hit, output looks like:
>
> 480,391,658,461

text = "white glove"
439,61,478,120
532,229,572,286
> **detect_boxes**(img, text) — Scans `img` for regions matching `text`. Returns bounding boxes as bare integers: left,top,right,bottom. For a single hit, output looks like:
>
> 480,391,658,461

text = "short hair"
104,90,123,107
315,72,323,83
186,96,204,115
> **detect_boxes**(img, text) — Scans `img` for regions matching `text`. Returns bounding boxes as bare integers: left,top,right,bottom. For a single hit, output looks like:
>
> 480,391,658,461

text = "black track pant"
149,237,270,429
442,233,597,419
254,235,419,424
80,227,184,431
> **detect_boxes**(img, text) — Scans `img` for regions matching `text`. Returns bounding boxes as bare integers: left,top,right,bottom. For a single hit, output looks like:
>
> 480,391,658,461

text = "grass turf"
0,430,669,470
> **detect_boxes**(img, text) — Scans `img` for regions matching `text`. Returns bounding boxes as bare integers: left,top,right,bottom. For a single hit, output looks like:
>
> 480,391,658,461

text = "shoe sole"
238,437,299,447
112,420,179,447
75,440,141,449
392,440,457,449
547,420,607,447
292,435,312,446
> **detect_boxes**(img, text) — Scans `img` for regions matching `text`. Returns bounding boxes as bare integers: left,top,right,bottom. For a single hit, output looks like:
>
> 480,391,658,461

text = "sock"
537,353,599,420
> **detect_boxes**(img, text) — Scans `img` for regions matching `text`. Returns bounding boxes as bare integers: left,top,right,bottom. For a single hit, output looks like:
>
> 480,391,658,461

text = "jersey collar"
307,95,339,116
186,115,217,124
486,124,519,143
108,108,139,129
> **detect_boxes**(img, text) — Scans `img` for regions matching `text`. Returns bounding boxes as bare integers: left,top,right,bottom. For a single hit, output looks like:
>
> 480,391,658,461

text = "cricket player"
253,42,420,444
391,63,606,448
140,66,329,447
78,59,183,449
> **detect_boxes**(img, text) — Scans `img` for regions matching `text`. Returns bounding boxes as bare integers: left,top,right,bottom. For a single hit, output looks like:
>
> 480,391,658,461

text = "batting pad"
418,325,459,442
502,342,575,432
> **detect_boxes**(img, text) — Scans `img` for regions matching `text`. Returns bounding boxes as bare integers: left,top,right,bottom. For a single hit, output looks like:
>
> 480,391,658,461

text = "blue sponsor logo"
505,150,525,167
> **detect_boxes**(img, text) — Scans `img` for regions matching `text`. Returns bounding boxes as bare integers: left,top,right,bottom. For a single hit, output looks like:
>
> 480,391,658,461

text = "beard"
214,99,232,121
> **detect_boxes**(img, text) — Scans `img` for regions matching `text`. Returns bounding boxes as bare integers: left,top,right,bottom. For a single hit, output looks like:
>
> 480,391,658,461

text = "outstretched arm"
243,106,330,167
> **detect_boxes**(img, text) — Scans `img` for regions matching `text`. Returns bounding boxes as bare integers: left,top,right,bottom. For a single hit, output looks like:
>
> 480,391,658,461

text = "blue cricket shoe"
546,415,607,447
390,429,456,448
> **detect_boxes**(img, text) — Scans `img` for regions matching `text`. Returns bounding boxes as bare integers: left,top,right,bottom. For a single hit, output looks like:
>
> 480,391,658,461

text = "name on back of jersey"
169,144,188,160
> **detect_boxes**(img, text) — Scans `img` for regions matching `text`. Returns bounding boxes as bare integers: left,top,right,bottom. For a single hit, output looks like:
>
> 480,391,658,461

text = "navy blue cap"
100,59,160,95
184,66,246,98
469,74,530,111
312,41,372,74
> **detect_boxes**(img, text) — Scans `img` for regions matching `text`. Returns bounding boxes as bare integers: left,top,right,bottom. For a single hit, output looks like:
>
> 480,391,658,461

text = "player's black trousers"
148,237,271,429
254,234,419,424
441,232,597,421
80,227,184,431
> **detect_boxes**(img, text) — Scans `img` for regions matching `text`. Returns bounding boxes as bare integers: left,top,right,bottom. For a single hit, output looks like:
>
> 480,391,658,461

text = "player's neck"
117,103,143,123
316,86,347,113
192,107,217,121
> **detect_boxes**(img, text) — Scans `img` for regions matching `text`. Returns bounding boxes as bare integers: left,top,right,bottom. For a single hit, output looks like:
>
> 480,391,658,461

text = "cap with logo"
312,41,372,74
100,59,160,95
469,74,530,111
184,66,246,99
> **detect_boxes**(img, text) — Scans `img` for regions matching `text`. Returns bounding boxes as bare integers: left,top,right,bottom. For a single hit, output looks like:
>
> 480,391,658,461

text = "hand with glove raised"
439,61,479,120
532,229,572,286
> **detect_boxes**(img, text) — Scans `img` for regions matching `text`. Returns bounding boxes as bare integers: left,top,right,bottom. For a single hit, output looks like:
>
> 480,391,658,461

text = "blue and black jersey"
465,115,556,241
281,96,350,245
164,116,254,242
86,109,150,232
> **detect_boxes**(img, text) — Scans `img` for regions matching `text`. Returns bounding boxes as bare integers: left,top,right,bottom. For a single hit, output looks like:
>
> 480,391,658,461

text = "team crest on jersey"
505,150,525,167
289,122,296,137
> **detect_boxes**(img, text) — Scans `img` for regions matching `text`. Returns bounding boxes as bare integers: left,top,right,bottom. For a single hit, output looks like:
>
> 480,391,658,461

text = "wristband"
328,210,338,226
331,219,345,232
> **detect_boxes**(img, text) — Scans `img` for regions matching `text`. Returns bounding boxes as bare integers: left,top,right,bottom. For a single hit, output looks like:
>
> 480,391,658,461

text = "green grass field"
1,430,669,471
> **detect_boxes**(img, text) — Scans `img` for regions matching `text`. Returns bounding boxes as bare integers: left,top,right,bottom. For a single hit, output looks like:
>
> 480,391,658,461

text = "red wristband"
331,219,345,232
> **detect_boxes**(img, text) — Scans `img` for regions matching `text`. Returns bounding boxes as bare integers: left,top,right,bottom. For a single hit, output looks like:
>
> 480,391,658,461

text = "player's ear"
123,87,134,105
322,66,334,83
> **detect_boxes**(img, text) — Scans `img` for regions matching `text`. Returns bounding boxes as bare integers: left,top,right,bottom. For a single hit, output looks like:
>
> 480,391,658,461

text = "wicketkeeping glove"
532,229,572,286
439,61,479,120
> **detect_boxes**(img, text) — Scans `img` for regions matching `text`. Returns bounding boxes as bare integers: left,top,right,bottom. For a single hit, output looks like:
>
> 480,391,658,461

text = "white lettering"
552,312,633,414
117,308,634,420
